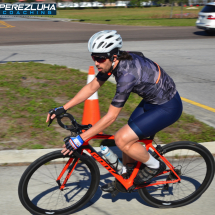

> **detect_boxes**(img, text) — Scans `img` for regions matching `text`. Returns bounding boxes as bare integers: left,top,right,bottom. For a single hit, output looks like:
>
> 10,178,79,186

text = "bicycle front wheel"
138,141,215,208
18,150,100,215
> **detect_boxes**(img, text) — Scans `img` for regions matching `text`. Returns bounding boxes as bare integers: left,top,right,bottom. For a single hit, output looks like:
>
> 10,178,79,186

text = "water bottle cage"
102,156,119,171
112,159,120,171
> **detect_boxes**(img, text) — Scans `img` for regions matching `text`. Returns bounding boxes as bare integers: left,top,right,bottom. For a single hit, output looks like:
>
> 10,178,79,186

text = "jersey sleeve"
96,72,112,82
111,73,136,108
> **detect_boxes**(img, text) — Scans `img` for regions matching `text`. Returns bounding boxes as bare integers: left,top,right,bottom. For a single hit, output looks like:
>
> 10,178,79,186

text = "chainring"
115,173,130,193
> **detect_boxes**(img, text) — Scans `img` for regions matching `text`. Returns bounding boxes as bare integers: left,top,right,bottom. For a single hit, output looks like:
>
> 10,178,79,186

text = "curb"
25,17,79,22
0,142,214,165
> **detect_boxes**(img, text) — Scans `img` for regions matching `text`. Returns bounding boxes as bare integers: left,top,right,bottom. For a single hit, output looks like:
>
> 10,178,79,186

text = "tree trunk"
181,1,183,18
170,2,174,19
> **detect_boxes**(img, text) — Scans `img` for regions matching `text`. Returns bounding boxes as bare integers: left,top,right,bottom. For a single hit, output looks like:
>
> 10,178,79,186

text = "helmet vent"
88,30,122,53
106,43,113,48
102,42,107,48
106,35,113,39
97,42,104,49
96,35,103,41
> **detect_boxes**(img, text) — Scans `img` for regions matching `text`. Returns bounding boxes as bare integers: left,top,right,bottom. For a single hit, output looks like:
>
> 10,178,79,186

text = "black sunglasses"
91,55,107,63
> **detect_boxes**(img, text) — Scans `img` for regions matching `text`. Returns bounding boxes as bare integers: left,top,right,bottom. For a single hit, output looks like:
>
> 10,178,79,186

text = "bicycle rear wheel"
18,150,100,215
138,141,215,208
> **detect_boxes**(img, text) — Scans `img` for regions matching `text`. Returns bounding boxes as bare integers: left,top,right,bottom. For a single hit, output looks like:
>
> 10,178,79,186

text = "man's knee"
115,132,131,152
114,132,127,149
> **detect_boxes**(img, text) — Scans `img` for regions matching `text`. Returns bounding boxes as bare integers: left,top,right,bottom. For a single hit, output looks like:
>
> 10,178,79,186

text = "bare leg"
101,124,159,191
115,124,150,164
122,152,136,166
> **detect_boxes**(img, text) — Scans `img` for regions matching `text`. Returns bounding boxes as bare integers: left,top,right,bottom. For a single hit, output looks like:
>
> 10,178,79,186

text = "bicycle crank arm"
127,185,136,193
111,190,119,198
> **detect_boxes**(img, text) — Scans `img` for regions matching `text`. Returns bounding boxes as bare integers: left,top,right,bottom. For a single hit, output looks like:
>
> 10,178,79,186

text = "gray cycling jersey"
96,53,176,108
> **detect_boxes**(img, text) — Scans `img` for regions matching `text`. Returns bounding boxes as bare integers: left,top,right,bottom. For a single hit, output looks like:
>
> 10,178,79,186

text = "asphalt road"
0,18,215,45
1,39,215,128
1,18,215,127
1,159,215,215
0,17,215,215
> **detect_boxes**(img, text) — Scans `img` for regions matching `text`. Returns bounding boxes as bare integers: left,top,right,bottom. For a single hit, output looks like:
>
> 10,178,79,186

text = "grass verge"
54,7,203,26
0,62,214,150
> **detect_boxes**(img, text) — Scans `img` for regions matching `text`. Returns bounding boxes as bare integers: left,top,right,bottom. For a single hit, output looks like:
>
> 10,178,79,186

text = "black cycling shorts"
128,91,183,139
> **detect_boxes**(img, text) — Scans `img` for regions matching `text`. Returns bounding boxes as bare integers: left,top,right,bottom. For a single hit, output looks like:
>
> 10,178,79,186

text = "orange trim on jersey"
154,62,161,84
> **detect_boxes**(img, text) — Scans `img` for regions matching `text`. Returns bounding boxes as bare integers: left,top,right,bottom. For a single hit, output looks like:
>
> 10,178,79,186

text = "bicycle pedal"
128,185,136,193
111,190,119,198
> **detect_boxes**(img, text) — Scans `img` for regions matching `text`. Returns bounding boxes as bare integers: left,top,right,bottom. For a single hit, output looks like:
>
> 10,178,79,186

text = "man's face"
91,55,112,73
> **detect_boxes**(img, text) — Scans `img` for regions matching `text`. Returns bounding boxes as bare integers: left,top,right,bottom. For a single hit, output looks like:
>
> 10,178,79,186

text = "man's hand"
46,106,66,123
61,135,84,155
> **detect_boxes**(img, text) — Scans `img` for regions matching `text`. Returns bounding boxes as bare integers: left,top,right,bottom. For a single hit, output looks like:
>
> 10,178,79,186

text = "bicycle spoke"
40,189,60,209
34,169,58,181
45,188,60,210
145,149,206,202
138,142,215,208
26,157,94,211
183,165,206,176
182,155,202,174
29,178,57,187
180,149,189,169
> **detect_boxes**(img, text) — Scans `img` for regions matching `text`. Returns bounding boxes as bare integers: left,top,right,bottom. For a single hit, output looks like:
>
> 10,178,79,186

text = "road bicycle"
18,113,215,215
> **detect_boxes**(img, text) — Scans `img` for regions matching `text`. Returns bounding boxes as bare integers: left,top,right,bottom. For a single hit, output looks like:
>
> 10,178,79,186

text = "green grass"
0,62,214,150
54,6,203,26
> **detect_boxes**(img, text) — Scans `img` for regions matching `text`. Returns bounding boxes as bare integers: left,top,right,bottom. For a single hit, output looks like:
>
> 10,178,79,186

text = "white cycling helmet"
88,30,122,55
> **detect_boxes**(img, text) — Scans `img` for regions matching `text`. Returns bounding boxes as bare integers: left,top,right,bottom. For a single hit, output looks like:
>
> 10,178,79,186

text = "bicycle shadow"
78,172,152,210
84,173,202,210
30,171,202,214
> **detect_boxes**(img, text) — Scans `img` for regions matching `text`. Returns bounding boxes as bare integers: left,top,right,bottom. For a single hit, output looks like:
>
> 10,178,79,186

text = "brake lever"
48,118,53,127
48,109,55,127
78,124,92,130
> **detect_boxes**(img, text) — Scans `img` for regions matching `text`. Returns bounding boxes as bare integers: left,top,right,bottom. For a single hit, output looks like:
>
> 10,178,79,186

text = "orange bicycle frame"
57,134,181,191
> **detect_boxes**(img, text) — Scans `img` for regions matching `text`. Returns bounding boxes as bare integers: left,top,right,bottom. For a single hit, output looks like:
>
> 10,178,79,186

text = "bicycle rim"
18,150,100,215
138,141,215,208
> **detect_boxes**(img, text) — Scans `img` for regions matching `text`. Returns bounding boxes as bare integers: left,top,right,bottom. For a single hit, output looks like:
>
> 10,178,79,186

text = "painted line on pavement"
0,21,15,28
181,97,215,113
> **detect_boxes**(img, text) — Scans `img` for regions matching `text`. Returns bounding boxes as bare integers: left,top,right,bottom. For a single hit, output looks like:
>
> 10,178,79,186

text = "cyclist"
46,30,183,192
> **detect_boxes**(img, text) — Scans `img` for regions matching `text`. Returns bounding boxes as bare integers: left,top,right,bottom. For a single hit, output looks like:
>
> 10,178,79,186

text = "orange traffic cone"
82,66,101,128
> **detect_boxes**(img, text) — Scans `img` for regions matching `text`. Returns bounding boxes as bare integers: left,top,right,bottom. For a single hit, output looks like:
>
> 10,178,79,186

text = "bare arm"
62,104,122,155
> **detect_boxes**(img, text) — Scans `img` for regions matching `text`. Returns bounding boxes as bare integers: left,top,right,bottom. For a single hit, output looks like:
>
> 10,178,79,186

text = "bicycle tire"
18,150,100,215
138,141,215,208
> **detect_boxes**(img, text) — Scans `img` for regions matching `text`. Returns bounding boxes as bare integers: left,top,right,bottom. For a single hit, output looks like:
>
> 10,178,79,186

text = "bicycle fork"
56,156,80,191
